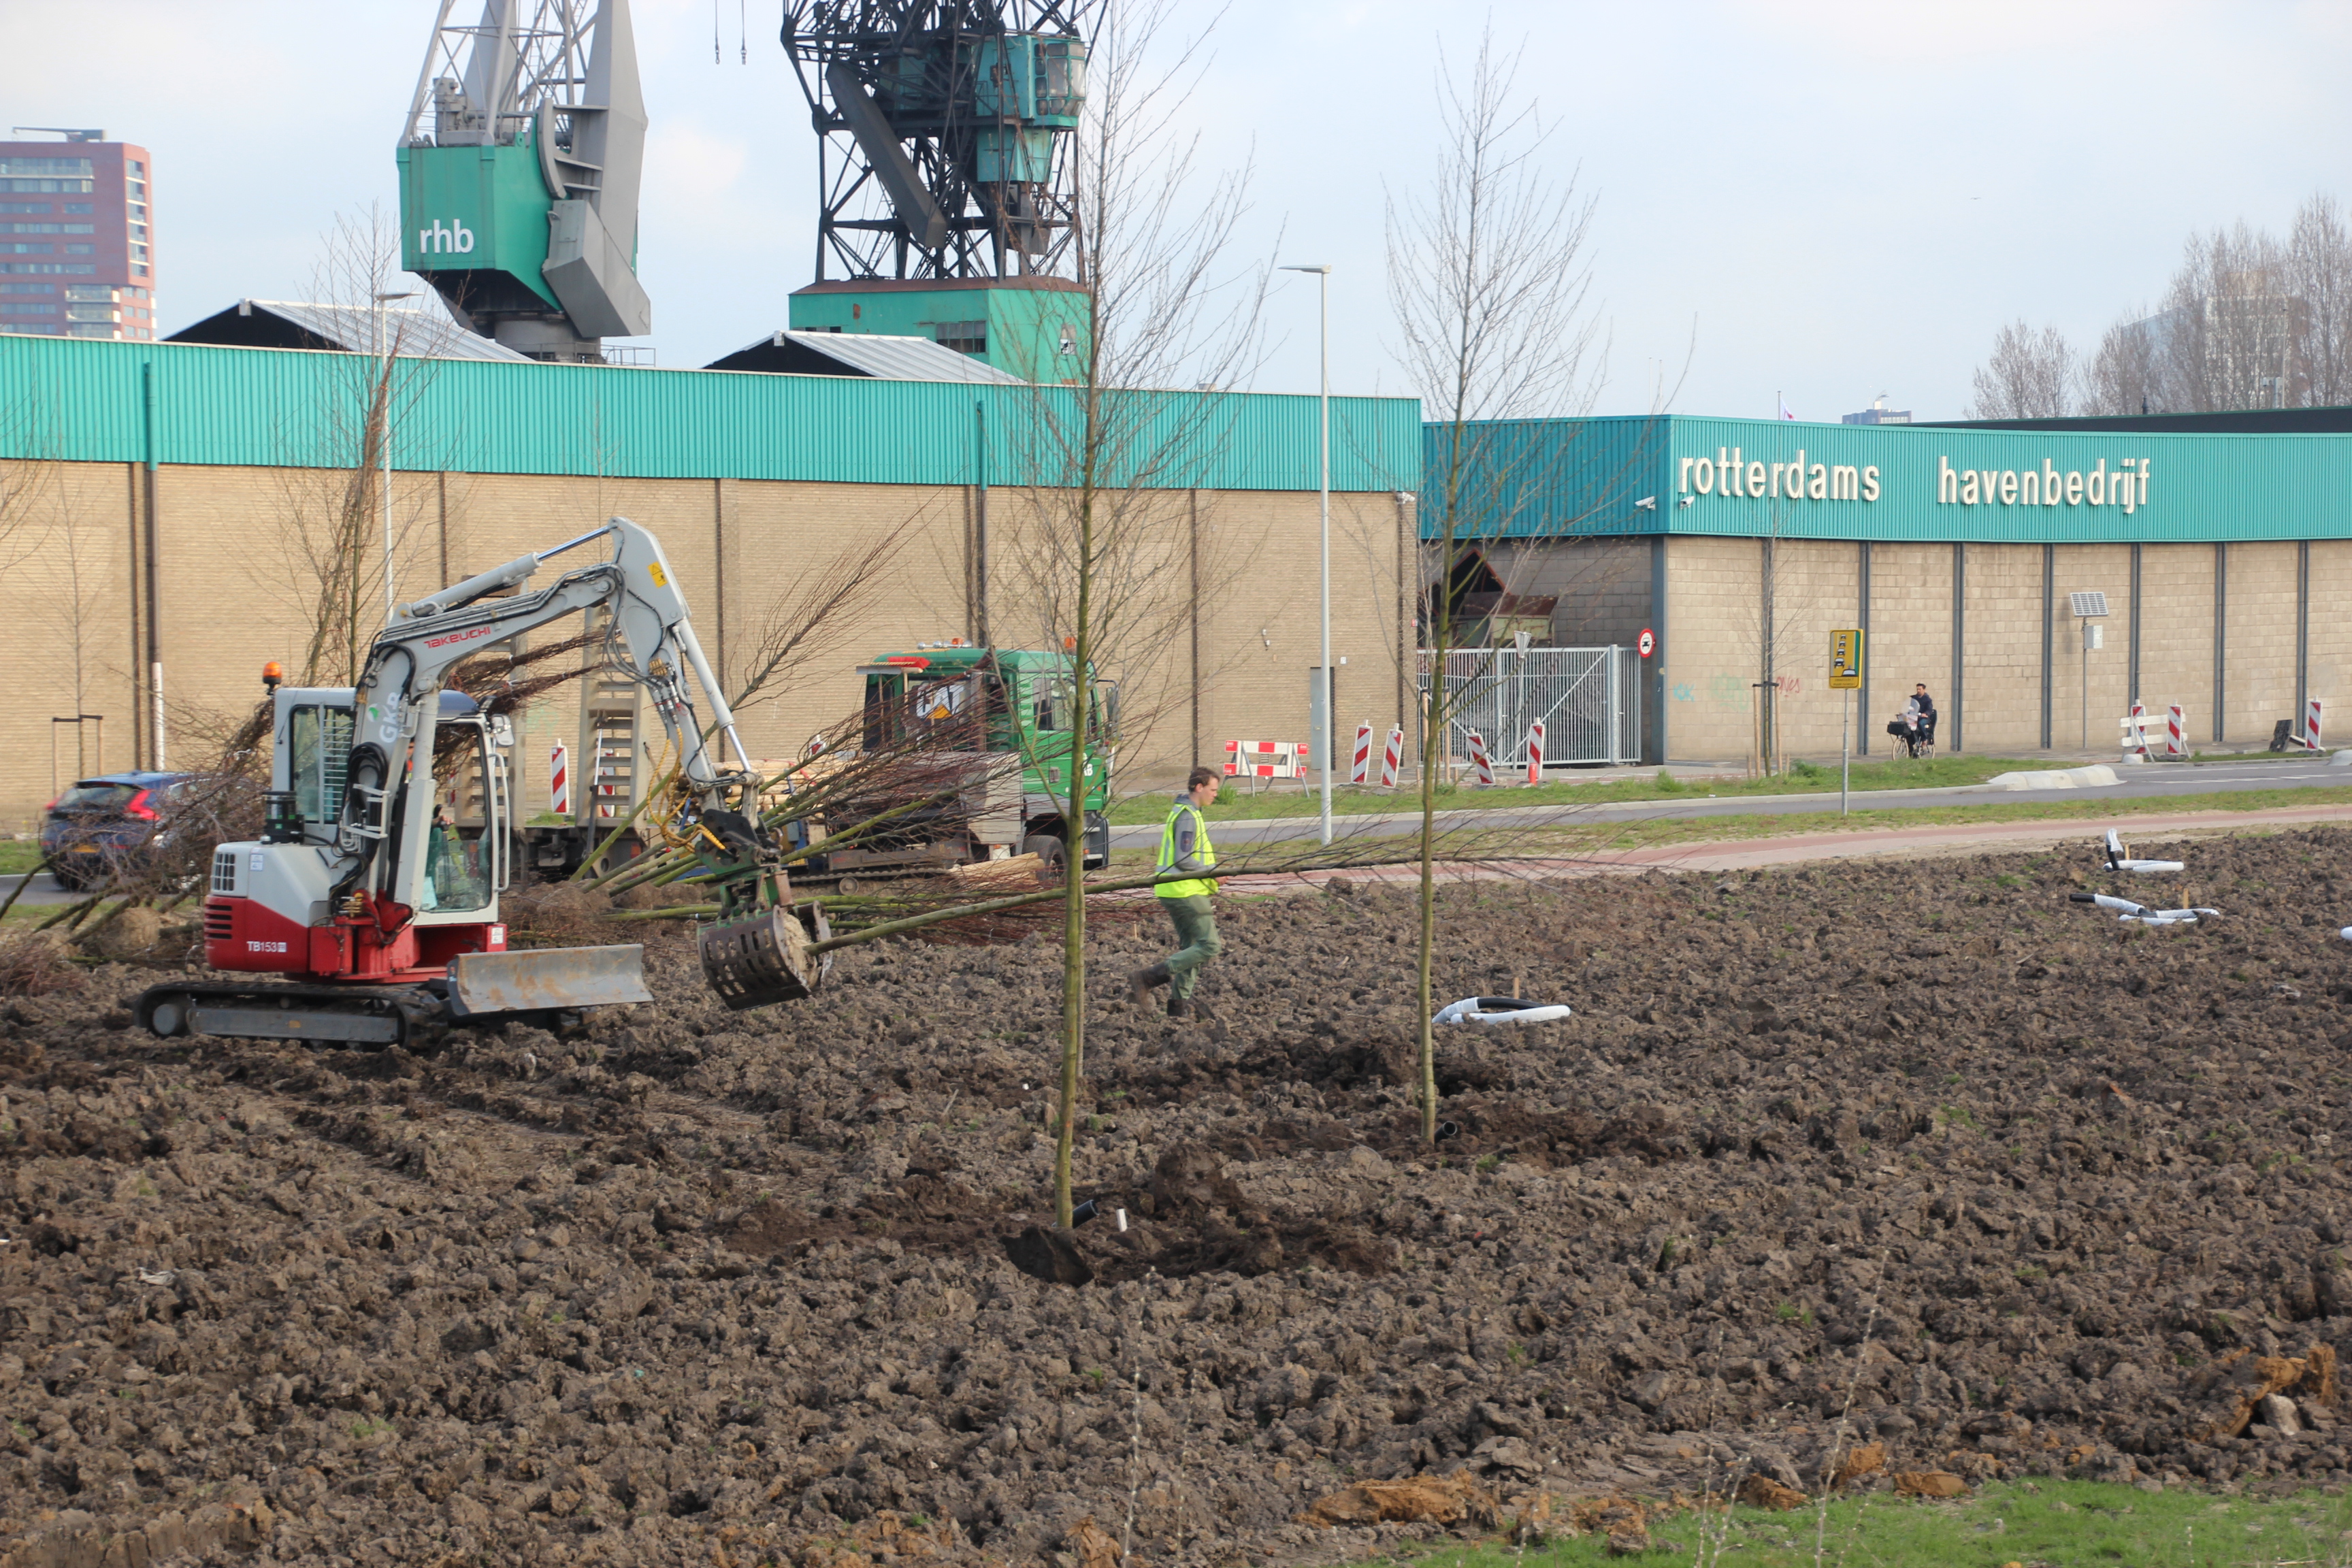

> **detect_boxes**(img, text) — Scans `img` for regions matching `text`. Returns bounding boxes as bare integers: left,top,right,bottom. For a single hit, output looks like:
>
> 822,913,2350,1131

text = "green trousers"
1158,894,1222,999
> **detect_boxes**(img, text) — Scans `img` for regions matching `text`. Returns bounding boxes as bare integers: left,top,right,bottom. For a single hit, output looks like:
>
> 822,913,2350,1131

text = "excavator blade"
699,903,830,1011
448,945,653,1016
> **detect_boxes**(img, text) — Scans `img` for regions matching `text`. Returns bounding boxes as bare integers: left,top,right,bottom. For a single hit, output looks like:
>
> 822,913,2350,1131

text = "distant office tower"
0,129,154,340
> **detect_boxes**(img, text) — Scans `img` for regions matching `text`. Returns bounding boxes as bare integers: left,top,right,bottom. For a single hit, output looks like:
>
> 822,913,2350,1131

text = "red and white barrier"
1349,722,1374,785
2306,697,2324,751
2127,701,2148,757
1467,730,1495,787
1525,719,1545,785
1379,725,1404,788
549,741,570,817
2165,704,2188,759
1223,739,1307,779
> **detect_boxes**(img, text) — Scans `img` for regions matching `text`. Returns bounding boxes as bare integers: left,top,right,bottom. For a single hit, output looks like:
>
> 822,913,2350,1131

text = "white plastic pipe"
1433,996,1573,1027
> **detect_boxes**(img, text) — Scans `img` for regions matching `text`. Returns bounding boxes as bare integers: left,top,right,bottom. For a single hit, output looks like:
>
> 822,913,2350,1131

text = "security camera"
1633,496,1657,511
1680,495,1695,508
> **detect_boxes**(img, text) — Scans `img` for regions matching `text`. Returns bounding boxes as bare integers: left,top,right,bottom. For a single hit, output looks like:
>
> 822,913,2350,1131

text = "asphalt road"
1106,753,2352,849
0,871,77,908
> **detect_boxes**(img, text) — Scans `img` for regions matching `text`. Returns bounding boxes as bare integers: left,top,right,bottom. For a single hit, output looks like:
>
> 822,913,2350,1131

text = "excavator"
133,517,826,1046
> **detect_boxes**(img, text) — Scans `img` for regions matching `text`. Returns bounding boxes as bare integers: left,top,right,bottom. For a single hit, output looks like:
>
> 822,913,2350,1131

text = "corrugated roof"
704,329,1026,384
167,299,534,362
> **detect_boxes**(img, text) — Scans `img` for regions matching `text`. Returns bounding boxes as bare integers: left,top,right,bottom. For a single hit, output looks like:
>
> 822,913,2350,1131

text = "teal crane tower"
396,0,653,362
779,0,1092,381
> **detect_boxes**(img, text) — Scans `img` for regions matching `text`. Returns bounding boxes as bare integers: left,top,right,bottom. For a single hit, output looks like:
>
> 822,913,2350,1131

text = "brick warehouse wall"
2222,540,2300,744
2047,544,2134,752
0,461,1402,828
2135,544,2217,743
1862,542,1955,755
1659,536,1762,760
9,461,145,796
1659,537,1869,762
1759,540,1861,761
1955,544,2042,751
1654,533,2333,762
2311,541,2352,740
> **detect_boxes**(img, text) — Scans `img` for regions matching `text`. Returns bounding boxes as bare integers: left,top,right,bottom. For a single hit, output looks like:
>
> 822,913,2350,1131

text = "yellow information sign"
1829,628,1865,689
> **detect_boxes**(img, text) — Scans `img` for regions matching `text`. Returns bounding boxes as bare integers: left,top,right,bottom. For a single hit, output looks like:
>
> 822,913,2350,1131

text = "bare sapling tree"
2155,220,2296,412
994,0,1274,1225
2084,308,2161,416
2290,193,2352,408
0,421,96,789
46,472,111,785
725,514,924,718
0,399,61,578
1744,501,1830,777
253,206,444,688
1386,24,1605,1144
2017,191,2352,416
1965,319,2077,419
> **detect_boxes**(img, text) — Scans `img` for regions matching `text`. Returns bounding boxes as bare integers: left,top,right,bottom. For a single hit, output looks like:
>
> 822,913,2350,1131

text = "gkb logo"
417,218,475,255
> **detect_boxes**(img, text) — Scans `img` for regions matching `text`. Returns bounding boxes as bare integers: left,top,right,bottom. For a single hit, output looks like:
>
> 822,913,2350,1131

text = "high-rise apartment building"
0,129,154,340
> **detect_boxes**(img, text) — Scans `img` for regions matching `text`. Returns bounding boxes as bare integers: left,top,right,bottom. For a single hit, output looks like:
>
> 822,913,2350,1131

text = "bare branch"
1966,319,2077,420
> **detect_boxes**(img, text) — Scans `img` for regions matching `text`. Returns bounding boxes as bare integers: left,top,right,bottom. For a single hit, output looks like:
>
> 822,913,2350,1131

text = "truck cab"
838,645,1113,871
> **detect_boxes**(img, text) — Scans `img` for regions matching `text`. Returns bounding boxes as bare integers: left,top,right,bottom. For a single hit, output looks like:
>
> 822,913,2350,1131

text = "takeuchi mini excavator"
134,518,827,1046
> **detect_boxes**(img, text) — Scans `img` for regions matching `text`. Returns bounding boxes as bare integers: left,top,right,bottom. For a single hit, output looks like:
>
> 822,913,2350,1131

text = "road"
0,868,102,909
1108,753,2352,849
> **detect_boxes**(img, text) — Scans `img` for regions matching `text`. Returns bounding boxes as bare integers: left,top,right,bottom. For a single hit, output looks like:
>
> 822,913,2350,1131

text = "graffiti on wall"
1681,674,1805,711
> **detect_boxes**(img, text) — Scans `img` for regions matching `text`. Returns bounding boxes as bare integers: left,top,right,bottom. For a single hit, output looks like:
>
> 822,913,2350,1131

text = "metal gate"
1416,645,1642,768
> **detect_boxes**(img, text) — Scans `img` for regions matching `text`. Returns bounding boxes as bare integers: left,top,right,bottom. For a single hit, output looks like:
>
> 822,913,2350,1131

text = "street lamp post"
374,289,416,623
1281,263,1333,846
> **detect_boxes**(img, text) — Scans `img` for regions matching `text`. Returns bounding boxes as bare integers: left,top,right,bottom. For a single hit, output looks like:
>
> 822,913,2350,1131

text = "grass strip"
1349,1477,2352,1567
1098,785,2352,870
1103,752,2334,825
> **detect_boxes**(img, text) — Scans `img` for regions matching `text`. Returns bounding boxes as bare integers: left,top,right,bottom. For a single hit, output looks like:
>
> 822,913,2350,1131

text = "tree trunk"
1416,671,1439,1145
1054,454,1100,1230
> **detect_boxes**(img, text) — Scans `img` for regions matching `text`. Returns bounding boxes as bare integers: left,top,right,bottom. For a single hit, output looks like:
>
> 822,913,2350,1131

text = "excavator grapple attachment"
699,904,830,1010
449,945,653,1016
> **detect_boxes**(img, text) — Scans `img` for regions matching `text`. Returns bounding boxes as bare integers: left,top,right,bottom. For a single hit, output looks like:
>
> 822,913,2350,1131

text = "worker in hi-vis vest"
1129,766,1222,1019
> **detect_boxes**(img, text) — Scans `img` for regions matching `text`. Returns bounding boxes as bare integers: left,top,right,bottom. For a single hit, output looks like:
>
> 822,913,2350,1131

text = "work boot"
1127,963,1172,1007
1166,994,1192,1020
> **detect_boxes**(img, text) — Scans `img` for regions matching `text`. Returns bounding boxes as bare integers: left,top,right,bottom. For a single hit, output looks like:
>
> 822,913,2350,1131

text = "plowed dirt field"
5,826,2352,1566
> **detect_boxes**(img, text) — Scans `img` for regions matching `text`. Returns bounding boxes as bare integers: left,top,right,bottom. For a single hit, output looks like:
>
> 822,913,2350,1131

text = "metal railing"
1416,644,1642,768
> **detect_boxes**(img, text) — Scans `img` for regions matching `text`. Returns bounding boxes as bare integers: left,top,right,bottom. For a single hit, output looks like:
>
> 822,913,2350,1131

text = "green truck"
811,646,1115,876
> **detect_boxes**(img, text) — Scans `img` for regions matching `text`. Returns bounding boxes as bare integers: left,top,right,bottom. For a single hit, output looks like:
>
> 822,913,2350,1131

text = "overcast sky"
9,1,2350,420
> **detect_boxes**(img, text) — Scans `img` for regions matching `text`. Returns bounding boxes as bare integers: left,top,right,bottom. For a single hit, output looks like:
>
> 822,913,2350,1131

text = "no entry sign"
1637,628,1655,658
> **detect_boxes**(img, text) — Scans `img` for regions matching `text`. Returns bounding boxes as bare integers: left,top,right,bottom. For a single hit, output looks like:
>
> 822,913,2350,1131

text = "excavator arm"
330,517,823,1007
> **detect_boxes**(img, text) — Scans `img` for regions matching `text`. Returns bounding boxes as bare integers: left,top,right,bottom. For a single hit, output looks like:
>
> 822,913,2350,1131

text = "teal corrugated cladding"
1420,414,1676,538
1425,412,2352,543
0,336,1420,492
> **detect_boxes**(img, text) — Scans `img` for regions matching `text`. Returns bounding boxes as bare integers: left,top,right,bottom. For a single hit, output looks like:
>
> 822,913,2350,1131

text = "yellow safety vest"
1155,800,1217,898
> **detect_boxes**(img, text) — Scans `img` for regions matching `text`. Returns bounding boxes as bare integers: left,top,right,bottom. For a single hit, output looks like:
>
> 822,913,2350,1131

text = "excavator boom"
140,517,820,1046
